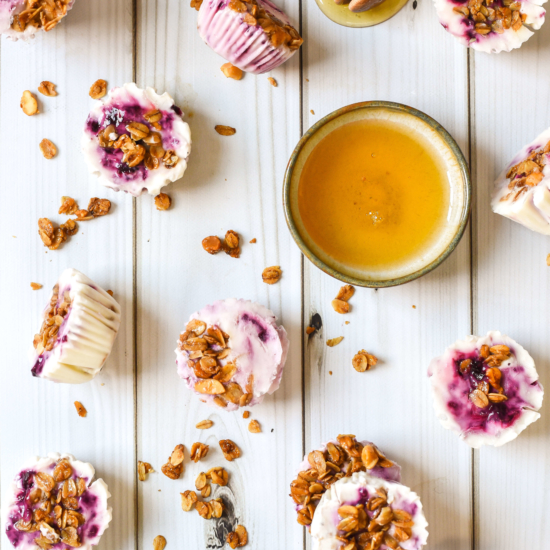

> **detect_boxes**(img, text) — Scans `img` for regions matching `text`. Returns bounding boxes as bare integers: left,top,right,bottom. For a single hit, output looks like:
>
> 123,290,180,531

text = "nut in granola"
219,439,241,461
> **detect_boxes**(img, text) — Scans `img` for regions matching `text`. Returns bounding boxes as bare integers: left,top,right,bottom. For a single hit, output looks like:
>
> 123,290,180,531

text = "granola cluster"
12,459,90,549
96,112,179,173
290,436,394,527
181,467,229,518
228,0,302,51
178,320,254,409
332,491,416,550
459,344,511,409
11,0,72,33
202,230,241,258
501,139,550,203
32,283,71,356
453,0,527,36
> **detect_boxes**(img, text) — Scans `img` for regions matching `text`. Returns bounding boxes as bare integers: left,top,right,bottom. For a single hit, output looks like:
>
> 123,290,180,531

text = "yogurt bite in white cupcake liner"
0,0,75,40
428,331,543,448
31,269,121,384
311,472,428,550
290,435,401,530
175,298,289,411
3,453,112,550
197,0,303,74
82,83,191,197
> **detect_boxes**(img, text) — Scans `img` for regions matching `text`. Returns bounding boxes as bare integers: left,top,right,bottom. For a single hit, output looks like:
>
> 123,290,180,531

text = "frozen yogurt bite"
3,453,112,550
492,126,550,234
31,269,121,384
311,472,429,550
82,83,191,196
290,435,401,529
175,298,289,411
428,331,544,447
0,0,75,40
433,0,546,53
197,0,303,74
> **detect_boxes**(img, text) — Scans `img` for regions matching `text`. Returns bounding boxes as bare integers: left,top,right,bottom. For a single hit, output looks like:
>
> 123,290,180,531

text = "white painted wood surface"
1,1,549,550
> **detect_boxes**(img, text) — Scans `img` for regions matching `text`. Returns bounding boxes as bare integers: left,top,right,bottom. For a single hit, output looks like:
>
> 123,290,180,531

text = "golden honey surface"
298,118,450,272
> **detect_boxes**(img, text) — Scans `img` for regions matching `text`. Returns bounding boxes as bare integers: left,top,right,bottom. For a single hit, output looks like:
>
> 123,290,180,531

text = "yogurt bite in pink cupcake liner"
197,0,303,74
175,298,289,411
428,331,543,448
0,0,75,40
3,453,112,550
311,472,429,550
31,269,121,385
290,436,401,530
82,83,191,197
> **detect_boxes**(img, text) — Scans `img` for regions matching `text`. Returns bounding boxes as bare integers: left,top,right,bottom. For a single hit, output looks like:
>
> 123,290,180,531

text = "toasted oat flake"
331,299,350,314
196,419,214,429
21,91,38,116
221,63,244,80
40,139,57,159
248,420,261,433
153,535,166,550
352,350,378,372
170,444,185,466
89,80,108,100
336,285,355,301
215,125,236,136
242,411,250,419
181,490,198,512
268,77,278,87
155,193,172,211
190,442,209,462
327,336,344,347
262,266,282,284
74,401,87,417
137,461,154,481
31,283,43,290
39,81,58,97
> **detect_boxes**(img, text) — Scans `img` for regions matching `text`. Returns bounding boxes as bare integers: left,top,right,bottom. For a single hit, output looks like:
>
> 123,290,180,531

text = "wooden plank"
302,2,473,549
0,2,136,550
135,1,303,548
472,24,550,549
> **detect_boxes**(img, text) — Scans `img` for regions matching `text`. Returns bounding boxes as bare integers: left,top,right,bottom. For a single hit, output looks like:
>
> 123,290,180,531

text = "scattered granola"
89,79,107,100
219,439,241,461
248,420,261,433
21,91,38,116
202,231,241,257
249,238,257,243
242,411,250,419
268,77,278,87
87,198,111,217
38,81,58,97
227,525,248,548
74,401,87,417
59,197,79,215
196,419,214,429
138,461,155,481
208,467,229,486
306,326,316,335
181,490,198,511
326,336,344,347
39,139,57,159
190,442,210,463
215,125,236,136
10,0,73,33
202,236,223,254
352,350,378,373
262,266,282,284
332,285,354,314
30,282,43,290
170,444,185,466
196,498,224,519
153,535,166,550
155,193,172,211
190,0,203,9
161,445,185,479
221,63,244,80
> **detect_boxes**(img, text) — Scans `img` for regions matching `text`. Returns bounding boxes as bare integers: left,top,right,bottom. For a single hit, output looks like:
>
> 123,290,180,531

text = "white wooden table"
1,0,549,549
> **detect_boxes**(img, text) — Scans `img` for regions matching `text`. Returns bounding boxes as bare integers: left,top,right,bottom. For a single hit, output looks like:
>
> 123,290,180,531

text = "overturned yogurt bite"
31,269,121,384
0,0,75,40
433,0,546,53
82,83,191,196
428,331,543,448
290,436,401,530
492,127,550,234
311,472,428,550
197,0,303,74
3,453,112,550
175,298,289,411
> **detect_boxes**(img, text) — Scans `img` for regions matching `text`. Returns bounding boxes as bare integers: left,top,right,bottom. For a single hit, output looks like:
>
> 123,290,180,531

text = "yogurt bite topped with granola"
31,269,121,384
311,472,429,550
82,83,191,196
0,0,75,40
3,453,112,550
429,331,543,447
197,0,303,74
175,298,289,411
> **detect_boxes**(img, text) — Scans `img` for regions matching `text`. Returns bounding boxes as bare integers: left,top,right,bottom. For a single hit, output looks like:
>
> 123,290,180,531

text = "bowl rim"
282,100,472,288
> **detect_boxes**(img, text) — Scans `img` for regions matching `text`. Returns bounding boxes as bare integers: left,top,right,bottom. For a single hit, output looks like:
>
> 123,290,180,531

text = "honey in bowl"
286,104,469,285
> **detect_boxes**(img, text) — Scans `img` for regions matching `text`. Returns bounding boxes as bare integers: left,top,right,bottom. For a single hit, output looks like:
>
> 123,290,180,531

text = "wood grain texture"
302,1,473,549
472,21,550,550
135,1,303,549
0,2,136,550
